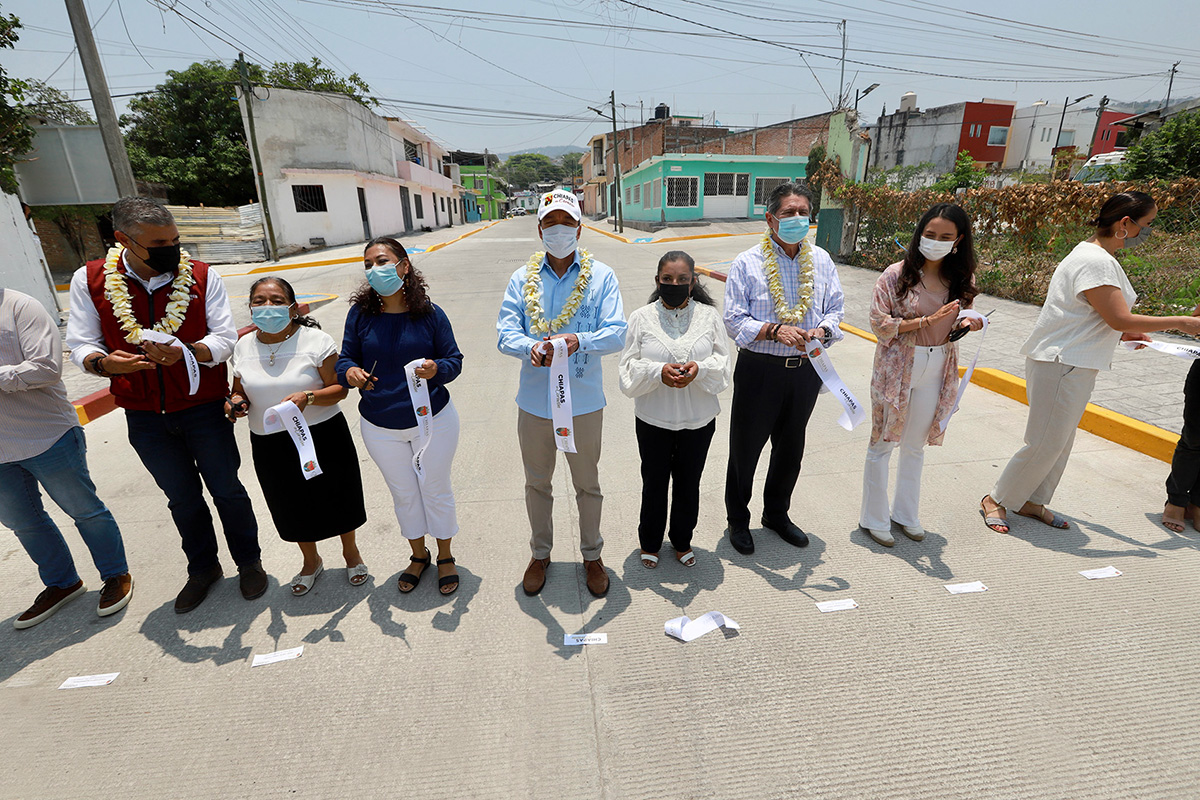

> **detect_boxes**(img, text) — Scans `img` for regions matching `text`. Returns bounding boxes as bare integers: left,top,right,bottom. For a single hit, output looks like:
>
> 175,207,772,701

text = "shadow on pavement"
0,588,123,685
1139,512,1200,552
716,527,851,598
1003,514,1159,560
849,525,955,580
366,566,481,645
139,576,287,665
618,547,724,609
513,561,631,660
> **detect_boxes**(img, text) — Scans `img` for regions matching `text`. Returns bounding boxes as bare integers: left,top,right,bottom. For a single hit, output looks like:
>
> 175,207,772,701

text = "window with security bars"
292,184,328,213
735,174,749,196
667,176,698,207
653,179,662,209
633,184,641,205
404,139,420,163
754,177,787,206
643,182,651,208
625,186,632,205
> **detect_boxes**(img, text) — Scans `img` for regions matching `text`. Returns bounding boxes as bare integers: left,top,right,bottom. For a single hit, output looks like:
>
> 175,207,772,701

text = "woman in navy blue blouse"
338,237,464,595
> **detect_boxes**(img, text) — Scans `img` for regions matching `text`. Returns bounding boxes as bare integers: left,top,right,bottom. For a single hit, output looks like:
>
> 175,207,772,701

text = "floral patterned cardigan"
868,262,969,446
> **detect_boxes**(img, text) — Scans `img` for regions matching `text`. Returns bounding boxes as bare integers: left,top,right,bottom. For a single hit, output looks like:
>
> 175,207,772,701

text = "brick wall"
677,113,831,158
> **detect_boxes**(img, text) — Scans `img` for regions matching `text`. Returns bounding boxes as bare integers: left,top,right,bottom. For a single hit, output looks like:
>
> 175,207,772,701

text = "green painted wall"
617,156,807,223
459,167,508,221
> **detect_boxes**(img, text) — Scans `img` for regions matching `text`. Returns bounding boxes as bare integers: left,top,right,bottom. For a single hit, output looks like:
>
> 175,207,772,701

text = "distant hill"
1110,95,1198,115
496,145,587,160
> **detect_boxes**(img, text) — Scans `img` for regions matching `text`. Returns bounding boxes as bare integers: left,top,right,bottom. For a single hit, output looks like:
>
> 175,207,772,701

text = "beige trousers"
517,408,604,560
993,358,1098,509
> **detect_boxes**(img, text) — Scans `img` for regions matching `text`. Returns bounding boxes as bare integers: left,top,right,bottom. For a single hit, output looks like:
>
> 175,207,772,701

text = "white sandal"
640,552,659,569
347,562,370,586
290,560,324,596
676,549,697,568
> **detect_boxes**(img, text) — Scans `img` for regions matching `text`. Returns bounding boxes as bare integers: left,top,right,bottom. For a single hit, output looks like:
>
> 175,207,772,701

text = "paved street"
5,218,1200,799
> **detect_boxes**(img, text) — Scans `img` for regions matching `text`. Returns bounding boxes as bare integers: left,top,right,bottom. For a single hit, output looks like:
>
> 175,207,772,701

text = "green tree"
560,151,584,186
931,150,987,193
1125,111,1200,180
804,142,826,214
121,58,375,206
501,153,564,191
0,12,33,194
21,78,96,125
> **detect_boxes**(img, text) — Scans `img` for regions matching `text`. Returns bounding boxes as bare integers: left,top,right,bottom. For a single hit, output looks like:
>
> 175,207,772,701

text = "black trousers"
636,418,716,553
1166,360,1200,507
724,351,823,528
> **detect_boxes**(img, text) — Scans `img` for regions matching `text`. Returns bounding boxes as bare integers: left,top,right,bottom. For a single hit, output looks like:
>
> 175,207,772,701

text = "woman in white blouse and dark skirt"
619,251,732,569
227,277,369,595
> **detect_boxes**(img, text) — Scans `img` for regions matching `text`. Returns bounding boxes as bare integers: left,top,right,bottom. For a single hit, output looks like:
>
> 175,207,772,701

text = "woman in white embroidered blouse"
619,252,732,569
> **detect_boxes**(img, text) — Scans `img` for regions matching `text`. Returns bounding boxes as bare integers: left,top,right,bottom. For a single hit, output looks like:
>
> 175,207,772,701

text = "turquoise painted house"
618,154,808,225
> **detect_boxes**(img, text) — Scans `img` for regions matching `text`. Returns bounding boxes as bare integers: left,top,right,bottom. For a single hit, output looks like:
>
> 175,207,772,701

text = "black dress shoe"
762,516,810,547
238,561,269,600
175,566,223,614
729,524,755,555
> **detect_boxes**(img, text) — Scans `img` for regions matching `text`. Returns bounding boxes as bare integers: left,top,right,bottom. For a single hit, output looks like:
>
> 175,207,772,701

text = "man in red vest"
66,196,265,613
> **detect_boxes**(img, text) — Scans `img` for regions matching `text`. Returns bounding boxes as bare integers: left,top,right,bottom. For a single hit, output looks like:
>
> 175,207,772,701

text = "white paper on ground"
138,328,200,395
815,598,859,613
251,646,304,667
664,611,740,642
1080,566,1123,580
564,633,607,646
58,672,119,689
944,580,988,594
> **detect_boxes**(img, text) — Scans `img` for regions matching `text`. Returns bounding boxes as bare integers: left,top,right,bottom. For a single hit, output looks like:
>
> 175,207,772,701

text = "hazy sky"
6,0,1199,153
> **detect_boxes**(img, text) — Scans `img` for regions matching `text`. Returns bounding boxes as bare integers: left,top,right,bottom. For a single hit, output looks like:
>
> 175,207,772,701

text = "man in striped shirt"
722,183,845,554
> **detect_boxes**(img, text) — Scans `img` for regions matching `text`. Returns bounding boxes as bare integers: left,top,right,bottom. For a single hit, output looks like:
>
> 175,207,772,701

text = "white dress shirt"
66,252,237,370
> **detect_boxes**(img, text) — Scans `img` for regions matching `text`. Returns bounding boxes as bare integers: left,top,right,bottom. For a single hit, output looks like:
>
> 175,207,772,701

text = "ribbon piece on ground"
547,338,577,453
263,399,323,480
940,309,990,432
404,358,434,483
1120,338,1200,360
664,611,740,642
138,328,199,395
804,338,866,431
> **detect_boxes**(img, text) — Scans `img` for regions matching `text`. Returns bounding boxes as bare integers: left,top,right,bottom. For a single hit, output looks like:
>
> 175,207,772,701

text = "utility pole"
237,53,277,261
1164,61,1180,111
64,0,136,198
838,20,847,109
484,148,491,221
1089,95,1110,158
610,90,623,234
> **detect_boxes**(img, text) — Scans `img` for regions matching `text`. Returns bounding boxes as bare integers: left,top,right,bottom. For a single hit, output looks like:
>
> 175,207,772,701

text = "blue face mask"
251,305,293,334
774,215,810,245
366,263,404,297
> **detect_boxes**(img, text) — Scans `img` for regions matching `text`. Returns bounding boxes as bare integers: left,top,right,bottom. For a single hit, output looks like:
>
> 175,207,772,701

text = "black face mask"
658,282,691,308
129,238,182,274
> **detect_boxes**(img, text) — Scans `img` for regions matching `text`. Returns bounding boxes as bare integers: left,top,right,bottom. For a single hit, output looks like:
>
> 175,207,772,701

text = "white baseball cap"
537,189,581,222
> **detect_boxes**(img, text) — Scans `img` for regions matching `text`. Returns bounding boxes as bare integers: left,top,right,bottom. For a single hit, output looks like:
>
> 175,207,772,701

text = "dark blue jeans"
126,400,260,576
0,427,128,588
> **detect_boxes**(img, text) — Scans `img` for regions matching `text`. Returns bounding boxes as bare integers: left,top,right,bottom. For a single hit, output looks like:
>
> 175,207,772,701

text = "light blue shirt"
497,253,627,419
723,238,845,356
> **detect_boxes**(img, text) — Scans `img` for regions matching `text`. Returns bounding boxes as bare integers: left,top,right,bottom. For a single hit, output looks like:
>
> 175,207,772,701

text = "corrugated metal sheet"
168,203,267,264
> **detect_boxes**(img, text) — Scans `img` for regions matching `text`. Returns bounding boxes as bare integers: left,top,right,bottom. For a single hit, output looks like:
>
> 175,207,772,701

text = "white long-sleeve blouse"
618,299,732,431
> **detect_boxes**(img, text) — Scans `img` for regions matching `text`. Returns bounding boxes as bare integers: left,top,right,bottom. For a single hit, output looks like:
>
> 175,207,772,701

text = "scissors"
361,360,378,391
948,309,993,342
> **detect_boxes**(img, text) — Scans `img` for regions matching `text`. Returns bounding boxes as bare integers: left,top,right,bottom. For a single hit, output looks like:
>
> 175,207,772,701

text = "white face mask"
541,224,579,259
918,237,955,262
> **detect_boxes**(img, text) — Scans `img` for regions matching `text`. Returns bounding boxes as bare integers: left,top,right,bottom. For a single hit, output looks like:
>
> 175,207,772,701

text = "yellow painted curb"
837,321,1178,463
582,224,635,243
74,405,89,425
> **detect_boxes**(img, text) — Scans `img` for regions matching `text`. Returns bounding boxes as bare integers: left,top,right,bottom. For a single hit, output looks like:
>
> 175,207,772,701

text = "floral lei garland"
760,230,814,324
103,244,194,344
523,248,593,334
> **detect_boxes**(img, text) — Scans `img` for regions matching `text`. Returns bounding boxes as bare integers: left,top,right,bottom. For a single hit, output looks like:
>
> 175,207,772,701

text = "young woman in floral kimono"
860,204,983,547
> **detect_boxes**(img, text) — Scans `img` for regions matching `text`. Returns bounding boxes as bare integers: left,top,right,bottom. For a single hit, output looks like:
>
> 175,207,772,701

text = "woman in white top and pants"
619,252,732,568
982,192,1200,532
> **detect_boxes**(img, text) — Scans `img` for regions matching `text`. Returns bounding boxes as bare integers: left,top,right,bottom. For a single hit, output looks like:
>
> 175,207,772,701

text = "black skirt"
250,412,368,542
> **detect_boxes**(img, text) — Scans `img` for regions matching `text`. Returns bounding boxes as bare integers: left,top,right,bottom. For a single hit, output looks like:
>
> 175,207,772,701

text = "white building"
239,87,464,256
1003,103,1099,170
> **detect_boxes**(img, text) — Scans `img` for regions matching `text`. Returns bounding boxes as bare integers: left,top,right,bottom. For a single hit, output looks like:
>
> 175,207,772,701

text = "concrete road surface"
3,218,1198,799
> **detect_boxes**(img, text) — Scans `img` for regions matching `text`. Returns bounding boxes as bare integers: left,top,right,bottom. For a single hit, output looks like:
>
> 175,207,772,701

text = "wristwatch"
304,390,315,406
819,326,833,341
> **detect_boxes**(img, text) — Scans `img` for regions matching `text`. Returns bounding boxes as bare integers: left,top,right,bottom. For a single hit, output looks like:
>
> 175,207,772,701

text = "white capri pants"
360,400,460,540
860,345,946,532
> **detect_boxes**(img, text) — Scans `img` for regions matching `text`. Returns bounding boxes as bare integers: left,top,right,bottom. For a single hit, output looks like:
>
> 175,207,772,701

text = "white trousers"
360,400,459,540
860,345,946,531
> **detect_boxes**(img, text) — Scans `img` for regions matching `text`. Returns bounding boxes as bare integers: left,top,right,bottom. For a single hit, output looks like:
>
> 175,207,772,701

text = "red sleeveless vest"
85,255,229,413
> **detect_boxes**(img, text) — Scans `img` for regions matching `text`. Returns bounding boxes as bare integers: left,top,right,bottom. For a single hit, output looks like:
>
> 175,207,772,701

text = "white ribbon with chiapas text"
263,400,322,480
404,358,434,483
547,338,577,453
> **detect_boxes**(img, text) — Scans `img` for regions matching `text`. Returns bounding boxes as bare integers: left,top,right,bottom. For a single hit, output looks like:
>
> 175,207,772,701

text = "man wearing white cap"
497,189,627,598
